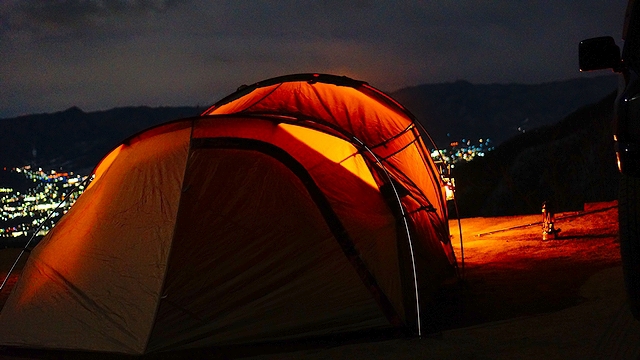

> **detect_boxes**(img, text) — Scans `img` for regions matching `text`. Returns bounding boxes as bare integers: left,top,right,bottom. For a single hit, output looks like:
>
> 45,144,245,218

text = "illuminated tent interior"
0,74,457,355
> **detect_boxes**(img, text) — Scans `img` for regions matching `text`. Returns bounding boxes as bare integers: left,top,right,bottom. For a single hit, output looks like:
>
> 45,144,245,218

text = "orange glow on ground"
0,201,623,353
439,201,620,328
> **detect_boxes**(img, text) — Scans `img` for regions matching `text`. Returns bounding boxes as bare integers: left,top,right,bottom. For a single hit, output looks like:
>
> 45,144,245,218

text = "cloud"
1,0,183,40
0,0,630,118
16,0,178,21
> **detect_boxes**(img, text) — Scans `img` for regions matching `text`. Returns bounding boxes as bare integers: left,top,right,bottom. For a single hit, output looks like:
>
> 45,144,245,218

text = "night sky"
0,0,629,118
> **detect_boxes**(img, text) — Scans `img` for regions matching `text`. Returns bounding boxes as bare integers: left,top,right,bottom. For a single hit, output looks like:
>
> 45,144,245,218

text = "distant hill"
0,75,618,175
451,91,618,217
391,75,618,147
0,106,204,173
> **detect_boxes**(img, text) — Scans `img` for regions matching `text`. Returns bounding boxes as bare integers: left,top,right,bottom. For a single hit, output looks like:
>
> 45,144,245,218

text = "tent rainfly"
0,73,457,355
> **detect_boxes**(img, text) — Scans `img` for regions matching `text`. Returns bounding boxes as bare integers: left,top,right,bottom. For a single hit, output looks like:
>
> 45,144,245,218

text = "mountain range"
0,75,617,173
0,76,621,216
392,75,618,147
0,106,205,173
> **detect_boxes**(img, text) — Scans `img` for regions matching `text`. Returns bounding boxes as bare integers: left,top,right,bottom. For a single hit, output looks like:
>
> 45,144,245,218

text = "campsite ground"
0,201,639,359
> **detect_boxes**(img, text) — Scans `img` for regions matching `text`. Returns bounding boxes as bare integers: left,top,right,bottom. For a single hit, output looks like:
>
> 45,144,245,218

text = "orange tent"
0,74,456,355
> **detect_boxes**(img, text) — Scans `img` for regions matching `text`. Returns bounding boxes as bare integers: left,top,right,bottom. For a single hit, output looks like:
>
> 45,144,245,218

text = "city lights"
0,167,88,246
431,138,494,165
431,138,494,200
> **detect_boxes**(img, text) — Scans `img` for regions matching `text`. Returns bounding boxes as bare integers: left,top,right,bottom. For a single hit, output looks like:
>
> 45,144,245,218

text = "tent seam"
141,118,196,354
190,137,406,331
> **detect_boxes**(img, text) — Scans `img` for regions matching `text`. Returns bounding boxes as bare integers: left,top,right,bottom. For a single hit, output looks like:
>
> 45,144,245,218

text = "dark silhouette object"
542,201,560,240
579,0,640,321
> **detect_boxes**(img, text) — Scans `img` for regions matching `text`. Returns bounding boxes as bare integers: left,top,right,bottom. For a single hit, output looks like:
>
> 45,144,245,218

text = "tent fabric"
0,73,456,355
0,124,192,353
146,140,394,351
204,75,453,263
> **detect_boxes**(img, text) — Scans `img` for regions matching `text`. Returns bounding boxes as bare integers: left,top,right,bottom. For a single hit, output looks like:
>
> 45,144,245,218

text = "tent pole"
452,190,465,279
353,137,422,337
413,122,465,280
0,175,92,293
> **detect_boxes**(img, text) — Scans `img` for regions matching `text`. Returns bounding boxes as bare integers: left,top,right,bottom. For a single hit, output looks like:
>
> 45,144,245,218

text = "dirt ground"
440,201,622,329
251,201,639,359
0,201,638,359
